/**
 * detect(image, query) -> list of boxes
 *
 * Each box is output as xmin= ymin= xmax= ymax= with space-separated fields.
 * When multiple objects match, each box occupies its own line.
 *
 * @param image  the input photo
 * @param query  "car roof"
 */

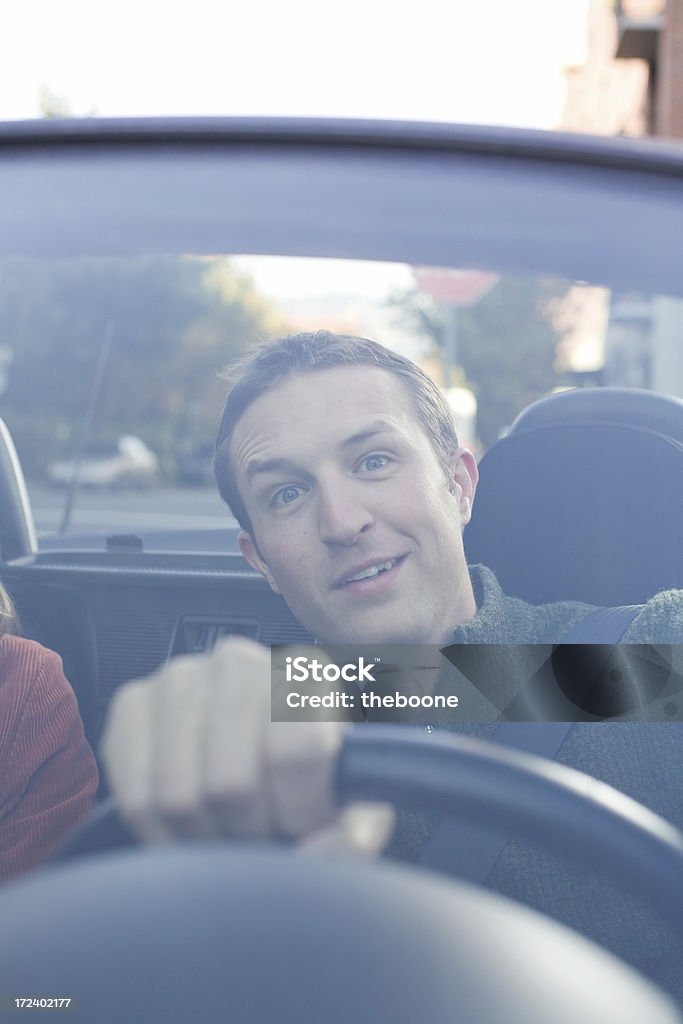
xmin=2 ymin=115 xmax=683 ymax=172
xmin=2 ymin=116 xmax=682 ymax=298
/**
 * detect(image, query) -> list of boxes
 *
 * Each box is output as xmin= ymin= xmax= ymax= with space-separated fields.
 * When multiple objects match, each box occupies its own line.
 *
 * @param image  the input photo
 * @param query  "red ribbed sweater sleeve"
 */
xmin=0 ymin=635 xmax=98 ymax=883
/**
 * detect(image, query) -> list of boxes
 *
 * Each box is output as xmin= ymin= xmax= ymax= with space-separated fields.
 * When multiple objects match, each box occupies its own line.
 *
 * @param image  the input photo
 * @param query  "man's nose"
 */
xmin=317 ymin=480 xmax=373 ymax=545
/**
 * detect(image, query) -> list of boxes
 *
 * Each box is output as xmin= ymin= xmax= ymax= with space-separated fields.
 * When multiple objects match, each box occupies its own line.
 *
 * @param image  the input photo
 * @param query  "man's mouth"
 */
xmin=335 ymin=556 xmax=405 ymax=589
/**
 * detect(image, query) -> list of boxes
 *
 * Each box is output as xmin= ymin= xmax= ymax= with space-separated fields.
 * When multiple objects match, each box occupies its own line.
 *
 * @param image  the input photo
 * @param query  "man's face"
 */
xmin=231 ymin=366 xmax=478 ymax=645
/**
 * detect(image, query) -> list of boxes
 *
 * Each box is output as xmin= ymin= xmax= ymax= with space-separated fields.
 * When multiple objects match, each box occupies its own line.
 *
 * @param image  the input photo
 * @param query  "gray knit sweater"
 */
xmin=455 ymin=564 xmax=683 ymax=645
xmin=384 ymin=564 xmax=683 ymax=998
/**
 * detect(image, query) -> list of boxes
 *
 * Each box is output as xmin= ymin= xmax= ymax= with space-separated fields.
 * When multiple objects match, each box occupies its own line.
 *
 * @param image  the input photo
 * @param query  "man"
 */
xmin=104 ymin=329 xmax=484 ymax=848
xmin=103 ymin=332 xmax=682 ymax=985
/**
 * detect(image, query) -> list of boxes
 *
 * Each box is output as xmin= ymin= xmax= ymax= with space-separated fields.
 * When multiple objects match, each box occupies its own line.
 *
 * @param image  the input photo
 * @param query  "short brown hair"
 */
xmin=214 ymin=331 xmax=459 ymax=533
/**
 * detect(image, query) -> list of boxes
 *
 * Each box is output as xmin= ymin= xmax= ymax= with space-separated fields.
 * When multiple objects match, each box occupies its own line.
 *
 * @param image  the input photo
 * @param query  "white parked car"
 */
xmin=47 ymin=434 xmax=159 ymax=488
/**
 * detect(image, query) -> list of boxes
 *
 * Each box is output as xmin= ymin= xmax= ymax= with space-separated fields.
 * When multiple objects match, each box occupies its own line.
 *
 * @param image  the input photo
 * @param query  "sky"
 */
xmin=2 ymin=0 xmax=590 ymax=125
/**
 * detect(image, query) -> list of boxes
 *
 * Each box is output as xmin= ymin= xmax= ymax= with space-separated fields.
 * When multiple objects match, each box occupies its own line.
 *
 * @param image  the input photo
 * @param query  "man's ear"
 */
xmin=238 ymin=530 xmax=281 ymax=594
xmin=449 ymin=447 xmax=479 ymax=526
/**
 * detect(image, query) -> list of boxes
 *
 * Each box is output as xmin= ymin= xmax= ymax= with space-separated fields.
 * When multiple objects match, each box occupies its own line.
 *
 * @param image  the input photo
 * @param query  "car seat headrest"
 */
xmin=510 ymin=387 xmax=683 ymax=442
xmin=464 ymin=388 xmax=683 ymax=606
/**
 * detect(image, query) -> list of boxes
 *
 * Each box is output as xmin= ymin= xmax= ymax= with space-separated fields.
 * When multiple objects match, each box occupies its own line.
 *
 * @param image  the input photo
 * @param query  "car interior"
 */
xmin=0 ymin=118 xmax=682 ymax=1021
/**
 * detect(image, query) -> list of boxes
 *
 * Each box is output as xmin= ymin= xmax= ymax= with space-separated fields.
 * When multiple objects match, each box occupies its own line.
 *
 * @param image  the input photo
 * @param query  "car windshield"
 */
xmin=1 ymin=250 xmax=678 ymax=553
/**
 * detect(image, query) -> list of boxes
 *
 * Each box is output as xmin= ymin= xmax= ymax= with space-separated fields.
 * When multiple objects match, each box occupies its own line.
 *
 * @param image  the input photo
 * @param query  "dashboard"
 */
xmin=4 ymin=550 xmax=313 ymax=747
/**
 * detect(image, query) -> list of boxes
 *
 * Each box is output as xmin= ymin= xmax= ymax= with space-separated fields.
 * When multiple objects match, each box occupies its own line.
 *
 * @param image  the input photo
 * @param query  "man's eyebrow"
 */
xmin=245 ymin=421 xmax=401 ymax=485
xmin=339 ymin=420 xmax=400 ymax=450
xmin=245 ymin=456 xmax=304 ymax=485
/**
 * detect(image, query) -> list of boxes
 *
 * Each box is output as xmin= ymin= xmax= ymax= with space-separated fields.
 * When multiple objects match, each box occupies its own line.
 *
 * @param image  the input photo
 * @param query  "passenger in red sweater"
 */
xmin=0 ymin=588 xmax=98 ymax=883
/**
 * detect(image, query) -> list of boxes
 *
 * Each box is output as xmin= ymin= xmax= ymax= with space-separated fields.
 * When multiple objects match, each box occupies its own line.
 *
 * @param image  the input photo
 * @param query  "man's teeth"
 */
xmin=346 ymin=559 xmax=397 ymax=583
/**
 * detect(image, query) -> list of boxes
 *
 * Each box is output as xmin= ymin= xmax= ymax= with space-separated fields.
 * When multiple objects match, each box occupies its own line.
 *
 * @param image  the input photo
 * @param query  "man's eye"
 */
xmin=273 ymin=485 xmax=304 ymax=507
xmin=359 ymin=453 xmax=391 ymax=472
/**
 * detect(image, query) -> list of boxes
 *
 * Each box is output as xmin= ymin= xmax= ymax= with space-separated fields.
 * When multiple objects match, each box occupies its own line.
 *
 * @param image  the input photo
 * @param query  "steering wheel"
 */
xmin=1 ymin=725 xmax=681 ymax=1023
xmin=55 ymin=725 xmax=683 ymax=937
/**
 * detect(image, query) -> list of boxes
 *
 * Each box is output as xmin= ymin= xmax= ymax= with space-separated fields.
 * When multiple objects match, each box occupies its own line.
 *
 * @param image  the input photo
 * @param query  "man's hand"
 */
xmin=100 ymin=636 xmax=394 ymax=855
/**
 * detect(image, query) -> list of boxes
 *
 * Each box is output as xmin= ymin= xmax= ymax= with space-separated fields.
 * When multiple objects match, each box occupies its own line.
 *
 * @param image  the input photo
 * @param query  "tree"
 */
xmin=0 ymin=255 xmax=285 ymax=478
xmin=389 ymin=275 xmax=571 ymax=449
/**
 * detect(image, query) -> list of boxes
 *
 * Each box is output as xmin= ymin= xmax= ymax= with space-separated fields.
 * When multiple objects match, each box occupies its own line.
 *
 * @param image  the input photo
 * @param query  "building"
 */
xmin=559 ymin=0 xmax=683 ymax=398
xmin=615 ymin=0 xmax=683 ymax=138
xmin=560 ymin=0 xmax=682 ymax=141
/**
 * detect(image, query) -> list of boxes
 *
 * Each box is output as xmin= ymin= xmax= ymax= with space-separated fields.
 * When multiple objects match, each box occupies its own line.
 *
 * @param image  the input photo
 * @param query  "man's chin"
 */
xmin=321 ymin=615 xmax=433 ymax=647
